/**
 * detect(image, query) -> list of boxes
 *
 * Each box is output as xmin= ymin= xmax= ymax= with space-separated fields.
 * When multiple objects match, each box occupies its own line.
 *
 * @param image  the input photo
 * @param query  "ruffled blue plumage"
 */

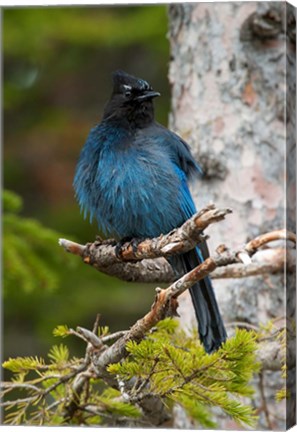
xmin=73 ymin=70 xmax=226 ymax=353
xmin=74 ymin=121 xmax=201 ymax=239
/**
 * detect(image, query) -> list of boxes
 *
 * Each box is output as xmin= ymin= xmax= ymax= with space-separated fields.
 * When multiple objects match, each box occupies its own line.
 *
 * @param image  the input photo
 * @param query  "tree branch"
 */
xmin=59 ymin=204 xmax=295 ymax=283
xmin=88 ymin=230 xmax=295 ymax=383
xmin=7 ymin=207 xmax=289 ymax=425
xmin=60 ymin=204 xmax=232 ymax=261
xmin=3 ymin=220 xmax=295 ymax=425
xmin=57 ymin=206 xmax=296 ymax=387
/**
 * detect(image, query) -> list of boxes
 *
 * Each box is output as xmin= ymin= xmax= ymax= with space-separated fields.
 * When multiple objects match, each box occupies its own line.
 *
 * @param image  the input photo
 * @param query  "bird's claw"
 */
xmin=115 ymin=237 xmax=145 ymax=259
xmin=115 ymin=237 xmax=133 ymax=259
xmin=130 ymin=237 xmax=146 ymax=254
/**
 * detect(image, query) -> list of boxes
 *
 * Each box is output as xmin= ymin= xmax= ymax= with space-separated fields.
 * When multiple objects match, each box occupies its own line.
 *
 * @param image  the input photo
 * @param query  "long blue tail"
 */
xmin=173 ymin=244 xmax=227 ymax=353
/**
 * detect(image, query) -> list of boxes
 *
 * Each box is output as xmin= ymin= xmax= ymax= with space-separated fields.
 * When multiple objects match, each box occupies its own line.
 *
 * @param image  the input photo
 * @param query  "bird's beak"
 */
xmin=135 ymin=91 xmax=161 ymax=101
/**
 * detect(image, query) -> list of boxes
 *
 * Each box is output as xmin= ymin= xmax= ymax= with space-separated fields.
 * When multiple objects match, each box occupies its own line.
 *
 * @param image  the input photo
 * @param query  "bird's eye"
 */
xmin=125 ymin=90 xmax=132 ymax=98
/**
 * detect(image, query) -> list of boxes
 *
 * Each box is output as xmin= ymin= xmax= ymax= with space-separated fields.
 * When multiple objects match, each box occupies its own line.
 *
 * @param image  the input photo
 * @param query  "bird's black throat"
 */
xmin=103 ymin=98 xmax=155 ymax=130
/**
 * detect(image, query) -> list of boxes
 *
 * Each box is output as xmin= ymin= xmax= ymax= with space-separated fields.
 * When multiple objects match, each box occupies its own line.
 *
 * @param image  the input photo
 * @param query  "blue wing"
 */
xmin=172 ymin=157 xmax=227 ymax=353
xmin=174 ymin=163 xmax=207 ymax=263
xmin=151 ymin=122 xmax=203 ymax=181
xmin=173 ymin=163 xmax=197 ymax=219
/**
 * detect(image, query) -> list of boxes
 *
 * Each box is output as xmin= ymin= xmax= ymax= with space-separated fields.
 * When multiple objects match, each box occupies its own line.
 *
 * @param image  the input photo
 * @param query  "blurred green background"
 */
xmin=3 ymin=5 xmax=170 ymax=362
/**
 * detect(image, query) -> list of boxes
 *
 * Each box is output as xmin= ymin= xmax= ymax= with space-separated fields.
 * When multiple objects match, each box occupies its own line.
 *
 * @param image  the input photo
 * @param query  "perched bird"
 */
xmin=74 ymin=70 xmax=227 ymax=353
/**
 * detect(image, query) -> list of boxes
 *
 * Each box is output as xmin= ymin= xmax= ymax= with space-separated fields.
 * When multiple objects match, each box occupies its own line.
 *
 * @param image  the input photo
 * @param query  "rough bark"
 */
xmin=286 ymin=3 xmax=296 ymax=428
xmin=168 ymin=2 xmax=295 ymax=430
xmin=60 ymin=229 xmax=294 ymax=283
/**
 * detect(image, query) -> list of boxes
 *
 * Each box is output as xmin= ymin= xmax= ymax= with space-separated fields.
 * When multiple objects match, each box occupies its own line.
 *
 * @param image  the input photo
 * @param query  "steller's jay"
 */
xmin=74 ymin=70 xmax=227 ymax=353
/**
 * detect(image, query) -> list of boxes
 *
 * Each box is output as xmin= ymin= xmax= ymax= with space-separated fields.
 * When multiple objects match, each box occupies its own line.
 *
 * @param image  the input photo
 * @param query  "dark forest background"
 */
xmin=3 ymin=5 xmax=170 ymax=362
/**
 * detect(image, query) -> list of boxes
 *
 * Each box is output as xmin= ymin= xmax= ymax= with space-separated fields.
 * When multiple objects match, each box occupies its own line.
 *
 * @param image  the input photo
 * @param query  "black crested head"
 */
xmin=112 ymin=70 xmax=153 ymax=95
xmin=103 ymin=70 xmax=160 ymax=127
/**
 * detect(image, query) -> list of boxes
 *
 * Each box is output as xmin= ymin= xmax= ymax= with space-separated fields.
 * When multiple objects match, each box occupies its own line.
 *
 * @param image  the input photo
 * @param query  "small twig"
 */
xmin=237 ymin=251 xmax=252 ymax=264
xmin=63 ymin=369 xmax=93 ymax=422
xmin=134 ymin=357 xmax=160 ymax=396
xmin=224 ymin=321 xmax=260 ymax=331
xmin=63 ymin=314 xmax=106 ymax=422
xmin=58 ymin=238 xmax=85 ymax=256
xmin=81 ymin=404 xmax=151 ymax=425
xmin=76 ymin=327 xmax=103 ymax=349
xmin=212 ymin=249 xmax=290 ymax=279
xmin=258 ymin=327 xmax=285 ymax=342
xmin=47 ymin=397 xmax=66 ymax=411
xmin=1 ymin=363 xmax=87 ymax=409
xmin=1 ymin=382 xmax=41 ymax=393
xmin=1 ymin=395 xmax=38 ymax=407
xmin=245 ymin=229 xmax=296 ymax=254
xmin=92 ymin=313 xmax=101 ymax=334
xmin=259 ymin=372 xmax=273 ymax=429
xmin=101 ymin=330 xmax=128 ymax=343
xmin=43 ymin=362 xmax=88 ymax=397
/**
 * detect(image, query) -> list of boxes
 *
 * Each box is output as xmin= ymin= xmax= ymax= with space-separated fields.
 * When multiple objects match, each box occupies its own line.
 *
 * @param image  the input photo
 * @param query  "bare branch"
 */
xmin=59 ymin=203 xmax=232 ymax=269
xmin=59 ymin=203 xmax=294 ymax=284
xmin=212 ymin=248 xmax=294 ymax=279
xmin=59 ymin=238 xmax=85 ymax=256
xmin=245 ymin=229 xmax=296 ymax=254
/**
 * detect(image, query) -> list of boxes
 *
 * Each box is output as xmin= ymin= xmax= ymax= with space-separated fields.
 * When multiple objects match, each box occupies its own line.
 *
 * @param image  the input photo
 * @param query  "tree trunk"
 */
xmin=168 ymin=2 xmax=295 ymax=430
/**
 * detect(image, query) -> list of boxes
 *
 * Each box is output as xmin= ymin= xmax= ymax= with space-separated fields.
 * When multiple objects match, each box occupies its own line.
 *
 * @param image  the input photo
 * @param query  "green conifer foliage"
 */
xmin=2 ymin=319 xmax=260 ymax=427
xmin=3 ymin=190 xmax=74 ymax=294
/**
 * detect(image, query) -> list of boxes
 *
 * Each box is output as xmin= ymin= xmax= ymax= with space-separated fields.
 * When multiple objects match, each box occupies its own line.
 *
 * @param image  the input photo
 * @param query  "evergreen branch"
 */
xmin=1 ymin=317 xmax=289 ymax=427
xmin=133 ymin=357 xmax=160 ymax=397
xmin=1 ymin=362 xmax=88 ymax=413
xmin=43 ymin=362 xmax=88 ymax=396
xmin=1 ymin=395 xmax=38 ymax=407
xmin=1 ymin=382 xmax=41 ymax=393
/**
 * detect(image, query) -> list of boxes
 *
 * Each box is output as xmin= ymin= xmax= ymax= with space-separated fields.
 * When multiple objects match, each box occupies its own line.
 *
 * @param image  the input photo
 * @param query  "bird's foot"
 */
xmin=115 ymin=237 xmax=146 ymax=259
xmin=115 ymin=236 xmax=133 ymax=259
xmin=129 ymin=237 xmax=146 ymax=254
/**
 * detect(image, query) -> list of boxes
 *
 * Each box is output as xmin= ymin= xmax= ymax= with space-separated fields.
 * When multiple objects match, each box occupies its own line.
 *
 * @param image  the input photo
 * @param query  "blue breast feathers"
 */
xmin=74 ymin=122 xmax=200 ymax=239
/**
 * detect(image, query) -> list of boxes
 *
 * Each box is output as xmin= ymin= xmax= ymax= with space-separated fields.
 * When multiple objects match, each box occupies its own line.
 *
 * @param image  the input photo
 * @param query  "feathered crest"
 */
xmin=112 ymin=70 xmax=152 ymax=94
